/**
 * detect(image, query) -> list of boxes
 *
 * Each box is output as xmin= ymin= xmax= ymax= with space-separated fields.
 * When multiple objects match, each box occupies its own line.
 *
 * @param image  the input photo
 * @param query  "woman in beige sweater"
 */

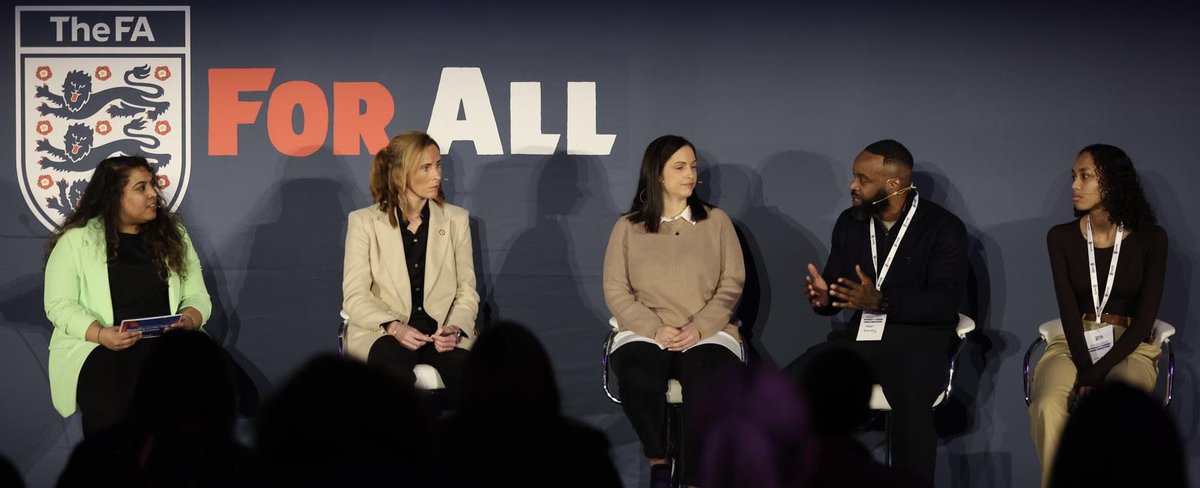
xmin=603 ymin=135 xmax=745 ymax=487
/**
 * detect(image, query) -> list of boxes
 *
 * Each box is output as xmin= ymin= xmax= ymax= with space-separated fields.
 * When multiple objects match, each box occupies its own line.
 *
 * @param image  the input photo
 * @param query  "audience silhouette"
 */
xmin=799 ymin=347 xmax=929 ymax=488
xmin=254 ymin=353 xmax=433 ymax=487
xmin=58 ymin=330 xmax=248 ymax=487
xmin=38 ymin=324 xmax=1189 ymax=488
xmin=1050 ymin=381 xmax=1187 ymax=488
xmin=437 ymin=321 xmax=621 ymax=487
xmin=692 ymin=365 xmax=810 ymax=488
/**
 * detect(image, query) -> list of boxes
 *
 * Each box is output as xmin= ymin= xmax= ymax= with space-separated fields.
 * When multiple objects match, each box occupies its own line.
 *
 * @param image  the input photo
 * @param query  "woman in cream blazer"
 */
xmin=342 ymin=131 xmax=479 ymax=400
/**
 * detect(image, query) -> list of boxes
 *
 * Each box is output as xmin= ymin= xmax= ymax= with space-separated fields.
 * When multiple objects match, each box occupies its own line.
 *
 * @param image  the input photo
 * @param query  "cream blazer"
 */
xmin=342 ymin=202 xmax=479 ymax=360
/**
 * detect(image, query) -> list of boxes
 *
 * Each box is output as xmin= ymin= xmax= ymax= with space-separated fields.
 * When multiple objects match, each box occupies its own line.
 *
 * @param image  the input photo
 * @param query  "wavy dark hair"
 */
xmin=1074 ymin=144 xmax=1157 ymax=230
xmin=625 ymin=134 xmax=710 ymax=233
xmin=46 ymin=155 xmax=187 ymax=279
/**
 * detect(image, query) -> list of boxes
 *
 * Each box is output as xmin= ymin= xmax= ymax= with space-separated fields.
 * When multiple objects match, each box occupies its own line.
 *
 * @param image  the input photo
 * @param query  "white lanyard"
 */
xmin=1085 ymin=217 xmax=1124 ymax=320
xmin=868 ymin=193 xmax=919 ymax=290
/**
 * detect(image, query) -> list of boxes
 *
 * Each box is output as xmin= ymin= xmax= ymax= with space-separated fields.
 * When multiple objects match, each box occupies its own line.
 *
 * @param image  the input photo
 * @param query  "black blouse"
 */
xmin=1047 ymin=221 xmax=1168 ymax=385
xmin=400 ymin=202 xmax=436 ymax=334
xmin=108 ymin=232 xmax=170 ymax=324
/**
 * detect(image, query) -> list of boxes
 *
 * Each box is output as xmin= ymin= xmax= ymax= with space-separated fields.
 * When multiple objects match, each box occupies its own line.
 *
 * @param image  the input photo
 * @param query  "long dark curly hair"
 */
xmin=1073 ymin=144 xmax=1157 ymax=231
xmin=46 ymin=155 xmax=188 ymax=279
xmin=625 ymin=135 xmax=710 ymax=233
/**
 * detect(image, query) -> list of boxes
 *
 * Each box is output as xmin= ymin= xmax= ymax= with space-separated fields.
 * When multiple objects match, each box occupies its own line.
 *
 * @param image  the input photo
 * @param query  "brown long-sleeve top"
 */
xmin=602 ymin=207 xmax=745 ymax=340
xmin=1047 ymin=220 xmax=1168 ymax=385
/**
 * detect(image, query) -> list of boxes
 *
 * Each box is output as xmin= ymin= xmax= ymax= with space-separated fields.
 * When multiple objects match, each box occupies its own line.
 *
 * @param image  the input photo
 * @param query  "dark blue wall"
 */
xmin=3 ymin=1 xmax=1199 ymax=486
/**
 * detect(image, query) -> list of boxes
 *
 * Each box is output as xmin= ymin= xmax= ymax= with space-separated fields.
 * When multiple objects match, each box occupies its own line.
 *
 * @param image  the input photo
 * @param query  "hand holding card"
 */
xmin=119 ymin=314 xmax=183 ymax=339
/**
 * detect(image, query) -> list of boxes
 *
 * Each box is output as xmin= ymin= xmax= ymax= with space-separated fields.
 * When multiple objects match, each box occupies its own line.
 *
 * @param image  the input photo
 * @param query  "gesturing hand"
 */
xmin=99 ymin=327 xmax=141 ymax=351
xmin=829 ymin=265 xmax=884 ymax=311
xmin=388 ymin=321 xmax=433 ymax=351
xmin=805 ymin=263 xmax=830 ymax=308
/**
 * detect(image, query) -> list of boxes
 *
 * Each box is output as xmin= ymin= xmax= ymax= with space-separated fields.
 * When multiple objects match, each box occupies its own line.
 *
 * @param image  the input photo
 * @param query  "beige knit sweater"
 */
xmin=602 ymin=207 xmax=745 ymax=340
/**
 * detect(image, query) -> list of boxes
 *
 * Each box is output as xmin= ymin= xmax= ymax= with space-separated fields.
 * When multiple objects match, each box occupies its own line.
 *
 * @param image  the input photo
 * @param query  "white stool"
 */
xmin=1023 ymin=318 xmax=1175 ymax=406
xmin=338 ymin=310 xmax=446 ymax=391
xmin=601 ymin=317 xmax=746 ymax=487
xmin=869 ymin=313 xmax=975 ymax=465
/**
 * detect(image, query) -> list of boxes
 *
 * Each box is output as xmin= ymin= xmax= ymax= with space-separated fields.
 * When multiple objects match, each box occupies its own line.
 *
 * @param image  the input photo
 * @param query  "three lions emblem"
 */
xmin=19 ymin=58 xmax=188 ymax=230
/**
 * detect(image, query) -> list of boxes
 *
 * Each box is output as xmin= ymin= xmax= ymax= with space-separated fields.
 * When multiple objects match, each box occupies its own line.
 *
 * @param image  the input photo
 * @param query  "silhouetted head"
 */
xmin=801 ymin=347 xmax=874 ymax=437
xmin=128 ymin=330 xmax=236 ymax=438
xmin=458 ymin=321 xmax=560 ymax=422
xmin=693 ymin=365 xmax=810 ymax=488
xmin=256 ymin=355 xmax=432 ymax=485
xmin=1051 ymin=382 xmax=1186 ymax=488
xmin=0 ymin=453 xmax=22 ymax=488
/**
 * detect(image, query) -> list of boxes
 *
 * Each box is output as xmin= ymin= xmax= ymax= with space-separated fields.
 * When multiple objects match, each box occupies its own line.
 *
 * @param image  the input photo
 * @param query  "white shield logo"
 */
xmin=15 ymin=7 xmax=190 ymax=231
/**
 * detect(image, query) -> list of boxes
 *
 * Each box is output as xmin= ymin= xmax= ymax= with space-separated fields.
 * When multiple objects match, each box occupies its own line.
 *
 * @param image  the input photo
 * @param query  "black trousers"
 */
xmin=784 ymin=325 xmax=957 ymax=481
xmin=610 ymin=341 xmax=741 ymax=485
xmin=77 ymin=339 xmax=160 ymax=437
xmin=368 ymin=335 xmax=468 ymax=404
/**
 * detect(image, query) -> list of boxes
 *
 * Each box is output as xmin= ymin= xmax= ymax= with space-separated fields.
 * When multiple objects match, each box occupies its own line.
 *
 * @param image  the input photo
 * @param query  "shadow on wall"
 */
xmin=1140 ymin=170 xmax=1198 ymax=460
xmin=480 ymin=152 xmax=621 ymax=417
xmin=964 ymin=170 xmax=1074 ymax=487
xmin=912 ymin=163 xmax=1022 ymax=488
xmin=186 ymin=230 xmax=267 ymax=418
xmin=225 ymin=147 xmax=358 ymax=398
xmin=753 ymin=150 xmax=846 ymax=363
xmin=442 ymin=147 xmax=495 ymax=329
xmin=695 ymin=150 xmax=838 ymax=368
xmin=0 ymin=272 xmax=70 ymax=478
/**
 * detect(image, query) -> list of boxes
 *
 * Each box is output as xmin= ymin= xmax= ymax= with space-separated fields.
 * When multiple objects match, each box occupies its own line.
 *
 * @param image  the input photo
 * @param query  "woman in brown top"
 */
xmin=603 ymin=135 xmax=745 ymax=488
xmin=1029 ymin=144 xmax=1168 ymax=488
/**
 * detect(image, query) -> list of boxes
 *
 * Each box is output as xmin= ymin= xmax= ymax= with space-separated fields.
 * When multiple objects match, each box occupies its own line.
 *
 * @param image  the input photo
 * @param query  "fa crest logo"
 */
xmin=16 ymin=7 xmax=190 ymax=231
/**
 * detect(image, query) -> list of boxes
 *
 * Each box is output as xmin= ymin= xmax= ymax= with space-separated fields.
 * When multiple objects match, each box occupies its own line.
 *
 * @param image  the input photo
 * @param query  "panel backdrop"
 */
xmin=2 ymin=1 xmax=1198 ymax=487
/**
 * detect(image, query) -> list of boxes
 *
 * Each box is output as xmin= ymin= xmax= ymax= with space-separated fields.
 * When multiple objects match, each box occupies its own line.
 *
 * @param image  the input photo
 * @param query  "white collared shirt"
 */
xmin=661 ymin=205 xmax=697 ymax=225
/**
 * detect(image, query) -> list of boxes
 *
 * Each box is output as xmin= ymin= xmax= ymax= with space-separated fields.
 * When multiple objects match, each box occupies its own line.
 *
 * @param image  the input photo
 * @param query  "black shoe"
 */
xmin=650 ymin=463 xmax=672 ymax=488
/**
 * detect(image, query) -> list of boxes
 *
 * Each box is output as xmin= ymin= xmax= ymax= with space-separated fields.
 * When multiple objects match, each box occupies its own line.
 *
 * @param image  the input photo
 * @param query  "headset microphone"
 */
xmin=870 ymin=184 xmax=917 ymax=205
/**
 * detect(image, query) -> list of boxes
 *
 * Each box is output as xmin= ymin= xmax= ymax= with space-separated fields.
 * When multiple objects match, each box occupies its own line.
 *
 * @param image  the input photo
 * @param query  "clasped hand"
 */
xmin=654 ymin=324 xmax=700 ymax=352
xmin=388 ymin=321 xmax=460 ymax=352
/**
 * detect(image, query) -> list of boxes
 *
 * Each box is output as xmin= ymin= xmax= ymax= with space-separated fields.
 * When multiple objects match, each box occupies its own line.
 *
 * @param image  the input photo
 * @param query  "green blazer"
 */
xmin=44 ymin=218 xmax=211 ymax=417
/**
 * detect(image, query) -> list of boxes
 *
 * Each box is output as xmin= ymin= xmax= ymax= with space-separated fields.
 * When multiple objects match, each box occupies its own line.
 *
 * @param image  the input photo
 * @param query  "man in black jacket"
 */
xmin=785 ymin=139 xmax=968 ymax=482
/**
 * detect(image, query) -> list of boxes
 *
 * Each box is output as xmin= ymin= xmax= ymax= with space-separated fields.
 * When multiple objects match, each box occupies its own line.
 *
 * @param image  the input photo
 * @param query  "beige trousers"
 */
xmin=1028 ymin=324 xmax=1160 ymax=488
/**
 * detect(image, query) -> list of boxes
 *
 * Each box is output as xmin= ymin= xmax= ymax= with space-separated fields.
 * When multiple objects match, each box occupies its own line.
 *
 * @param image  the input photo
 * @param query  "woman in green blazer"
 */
xmin=44 ymin=155 xmax=211 ymax=435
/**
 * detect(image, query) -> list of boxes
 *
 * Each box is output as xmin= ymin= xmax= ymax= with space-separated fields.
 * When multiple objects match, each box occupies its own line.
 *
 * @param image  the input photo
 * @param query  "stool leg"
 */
xmin=885 ymin=411 xmax=894 ymax=466
xmin=669 ymin=404 xmax=683 ymax=488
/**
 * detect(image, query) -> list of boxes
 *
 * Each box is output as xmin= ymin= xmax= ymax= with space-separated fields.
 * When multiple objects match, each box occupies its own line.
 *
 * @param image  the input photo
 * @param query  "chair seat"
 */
xmin=413 ymin=364 xmax=446 ymax=390
xmin=1038 ymin=318 xmax=1176 ymax=347
xmin=870 ymin=314 xmax=974 ymax=411
xmin=869 ymin=384 xmax=948 ymax=411
xmin=1026 ymin=317 xmax=1177 ymax=407
xmin=340 ymin=310 xmax=447 ymax=391
xmin=666 ymin=379 xmax=682 ymax=404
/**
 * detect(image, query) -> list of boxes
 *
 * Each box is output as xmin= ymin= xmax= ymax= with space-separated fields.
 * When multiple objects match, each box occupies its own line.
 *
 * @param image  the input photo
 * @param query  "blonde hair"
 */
xmin=369 ymin=131 xmax=444 ymax=228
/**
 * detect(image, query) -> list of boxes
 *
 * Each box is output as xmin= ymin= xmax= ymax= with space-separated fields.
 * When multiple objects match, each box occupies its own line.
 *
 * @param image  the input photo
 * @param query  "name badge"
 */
xmin=856 ymin=313 xmax=887 ymax=341
xmin=1085 ymin=325 xmax=1115 ymax=363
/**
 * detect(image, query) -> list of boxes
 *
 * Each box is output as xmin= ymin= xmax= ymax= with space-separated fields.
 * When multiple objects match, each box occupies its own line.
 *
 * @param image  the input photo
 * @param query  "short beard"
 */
xmin=849 ymin=189 xmax=889 ymax=222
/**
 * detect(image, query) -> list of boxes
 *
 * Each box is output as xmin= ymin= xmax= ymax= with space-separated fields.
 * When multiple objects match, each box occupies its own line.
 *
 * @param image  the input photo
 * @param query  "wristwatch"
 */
xmin=876 ymin=293 xmax=889 ymax=313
